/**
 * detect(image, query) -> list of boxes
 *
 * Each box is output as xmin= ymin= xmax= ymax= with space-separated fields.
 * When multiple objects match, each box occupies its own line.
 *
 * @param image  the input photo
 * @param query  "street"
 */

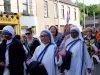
xmin=94 ymin=63 xmax=100 ymax=75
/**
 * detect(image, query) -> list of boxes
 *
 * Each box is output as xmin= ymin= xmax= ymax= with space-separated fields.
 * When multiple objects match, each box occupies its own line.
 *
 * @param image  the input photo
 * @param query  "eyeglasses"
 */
xmin=40 ymin=35 xmax=48 ymax=38
xmin=2 ymin=34 xmax=10 ymax=36
xmin=25 ymin=33 xmax=31 ymax=35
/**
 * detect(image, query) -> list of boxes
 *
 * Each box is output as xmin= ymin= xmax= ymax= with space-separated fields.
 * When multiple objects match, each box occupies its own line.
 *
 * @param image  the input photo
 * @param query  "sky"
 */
xmin=72 ymin=0 xmax=100 ymax=5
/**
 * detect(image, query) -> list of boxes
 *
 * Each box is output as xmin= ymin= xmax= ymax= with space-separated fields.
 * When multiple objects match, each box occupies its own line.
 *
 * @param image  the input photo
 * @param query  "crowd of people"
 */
xmin=0 ymin=24 xmax=100 ymax=75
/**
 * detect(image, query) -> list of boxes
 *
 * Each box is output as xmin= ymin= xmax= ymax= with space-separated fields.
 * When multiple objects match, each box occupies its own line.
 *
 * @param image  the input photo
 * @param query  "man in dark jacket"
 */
xmin=0 ymin=26 xmax=26 ymax=75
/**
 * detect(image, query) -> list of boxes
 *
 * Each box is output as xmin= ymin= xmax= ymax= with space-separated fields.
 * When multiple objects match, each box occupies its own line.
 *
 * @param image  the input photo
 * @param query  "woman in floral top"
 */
xmin=84 ymin=27 xmax=98 ymax=57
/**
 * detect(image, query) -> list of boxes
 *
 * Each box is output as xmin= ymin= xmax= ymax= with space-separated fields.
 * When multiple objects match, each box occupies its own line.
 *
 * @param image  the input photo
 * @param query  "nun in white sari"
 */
xmin=0 ymin=25 xmax=25 ymax=75
xmin=56 ymin=27 xmax=92 ymax=75
xmin=65 ymin=27 xmax=92 ymax=75
xmin=28 ymin=30 xmax=60 ymax=75
xmin=2 ymin=26 xmax=15 ymax=75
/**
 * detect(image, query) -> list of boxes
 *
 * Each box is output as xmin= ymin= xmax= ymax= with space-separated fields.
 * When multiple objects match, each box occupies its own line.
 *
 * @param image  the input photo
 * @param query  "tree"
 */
xmin=86 ymin=4 xmax=100 ymax=16
xmin=77 ymin=2 xmax=86 ymax=25
xmin=76 ymin=2 xmax=100 ymax=25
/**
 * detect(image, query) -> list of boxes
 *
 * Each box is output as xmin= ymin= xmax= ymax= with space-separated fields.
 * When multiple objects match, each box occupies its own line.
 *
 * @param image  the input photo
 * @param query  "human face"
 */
xmin=2 ymin=34 xmax=11 ymax=40
xmin=40 ymin=32 xmax=50 ymax=44
xmin=97 ymin=38 xmax=100 ymax=43
xmin=92 ymin=28 xmax=96 ymax=33
xmin=21 ymin=35 xmax=27 ymax=40
xmin=82 ymin=31 xmax=87 ymax=36
xmin=25 ymin=31 xmax=32 ymax=38
xmin=86 ymin=30 xmax=92 ymax=37
xmin=49 ymin=26 xmax=57 ymax=36
xmin=64 ymin=25 xmax=70 ymax=32
xmin=71 ymin=32 xmax=78 ymax=39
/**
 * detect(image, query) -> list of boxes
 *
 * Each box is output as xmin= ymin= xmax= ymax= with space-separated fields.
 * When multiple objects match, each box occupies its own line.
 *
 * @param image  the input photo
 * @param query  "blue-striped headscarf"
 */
xmin=41 ymin=30 xmax=55 ymax=44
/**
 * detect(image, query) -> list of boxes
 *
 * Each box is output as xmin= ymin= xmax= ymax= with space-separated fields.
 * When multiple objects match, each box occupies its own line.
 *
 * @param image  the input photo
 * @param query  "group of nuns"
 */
xmin=0 ymin=25 xmax=92 ymax=75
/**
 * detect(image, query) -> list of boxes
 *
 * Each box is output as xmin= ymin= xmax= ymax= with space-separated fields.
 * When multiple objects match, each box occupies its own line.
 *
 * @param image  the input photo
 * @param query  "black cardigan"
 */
xmin=24 ymin=37 xmax=40 ymax=58
xmin=0 ymin=38 xmax=26 ymax=75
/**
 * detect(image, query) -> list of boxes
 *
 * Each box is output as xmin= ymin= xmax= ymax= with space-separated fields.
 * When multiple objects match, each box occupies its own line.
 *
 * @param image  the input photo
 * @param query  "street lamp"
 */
xmin=83 ymin=0 xmax=85 ymax=28
xmin=93 ymin=11 xmax=95 ymax=27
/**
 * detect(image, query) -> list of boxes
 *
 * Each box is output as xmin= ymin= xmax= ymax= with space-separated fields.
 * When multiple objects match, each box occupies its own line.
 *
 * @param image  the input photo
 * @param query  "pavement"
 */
xmin=60 ymin=63 xmax=100 ymax=75
xmin=94 ymin=63 xmax=100 ymax=75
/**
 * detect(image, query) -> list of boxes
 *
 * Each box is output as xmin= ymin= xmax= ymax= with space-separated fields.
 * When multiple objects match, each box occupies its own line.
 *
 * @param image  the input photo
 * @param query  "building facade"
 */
xmin=84 ymin=16 xmax=100 ymax=28
xmin=36 ymin=0 xmax=81 ymax=35
xmin=36 ymin=0 xmax=59 ymax=35
xmin=0 ymin=0 xmax=80 ymax=36
xmin=0 ymin=0 xmax=37 ymax=35
xmin=59 ymin=0 xmax=81 ymax=32
xmin=0 ymin=0 xmax=36 ymax=15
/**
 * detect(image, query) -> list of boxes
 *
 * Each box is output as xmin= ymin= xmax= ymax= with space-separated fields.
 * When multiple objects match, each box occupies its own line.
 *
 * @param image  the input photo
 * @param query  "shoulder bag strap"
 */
xmin=37 ymin=43 xmax=52 ymax=62
xmin=81 ymin=41 xmax=85 ymax=75
xmin=66 ymin=39 xmax=81 ymax=52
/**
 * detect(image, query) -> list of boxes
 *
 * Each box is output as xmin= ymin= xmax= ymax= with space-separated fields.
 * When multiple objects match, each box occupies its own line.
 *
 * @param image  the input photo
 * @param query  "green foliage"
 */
xmin=86 ymin=5 xmax=100 ymax=16
xmin=76 ymin=2 xmax=100 ymax=25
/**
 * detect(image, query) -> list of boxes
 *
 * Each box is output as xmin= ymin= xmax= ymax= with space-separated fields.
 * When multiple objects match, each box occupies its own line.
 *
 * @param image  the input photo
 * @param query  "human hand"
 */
xmin=39 ymin=63 xmax=44 ymax=68
xmin=87 ymin=68 xmax=91 ymax=73
xmin=25 ymin=59 xmax=31 ymax=65
xmin=0 ymin=62 xmax=5 ymax=67
xmin=7 ymin=65 xmax=10 ymax=69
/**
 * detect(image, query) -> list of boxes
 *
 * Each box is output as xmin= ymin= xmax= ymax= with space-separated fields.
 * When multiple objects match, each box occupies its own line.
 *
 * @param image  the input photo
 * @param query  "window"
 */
xmin=74 ymin=8 xmax=76 ymax=20
xmin=29 ymin=0 xmax=33 ymax=15
xmin=23 ymin=0 xmax=27 ymax=4
xmin=4 ymin=0 xmax=11 ymax=12
xmin=54 ymin=3 xmax=57 ymax=18
xmin=68 ymin=7 xmax=70 ymax=14
xmin=21 ymin=28 xmax=27 ymax=34
xmin=23 ymin=0 xmax=28 ymax=15
xmin=61 ymin=5 xmax=64 ymax=19
xmin=68 ymin=7 xmax=70 ymax=19
xmin=44 ymin=1 xmax=48 ymax=17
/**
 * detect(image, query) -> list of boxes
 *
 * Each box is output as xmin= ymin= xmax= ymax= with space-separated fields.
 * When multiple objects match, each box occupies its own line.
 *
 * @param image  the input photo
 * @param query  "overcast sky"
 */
xmin=72 ymin=0 xmax=100 ymax=5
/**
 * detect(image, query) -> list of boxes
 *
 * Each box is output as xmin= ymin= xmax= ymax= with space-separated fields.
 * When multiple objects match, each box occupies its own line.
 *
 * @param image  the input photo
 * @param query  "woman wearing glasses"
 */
xmin=26 ymin=30 xmax=60 ymax=75
xmin=24 ymin=28 xmax=40 ymax=58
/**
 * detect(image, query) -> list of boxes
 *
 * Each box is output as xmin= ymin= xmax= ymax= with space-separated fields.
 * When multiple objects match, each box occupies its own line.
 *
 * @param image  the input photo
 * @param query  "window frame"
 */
xmin=61 ymin=5 xmax=65 ymax=19
xmin=23 ymin=0 xmax=28 ymax=15
xmin=4 ymin=0 xmax=11 ymax=12
xmin=74 ymin=8 xmax=77 ymax=21
xmin=44 ymin=1 xmax=48 ymax=18
xmin=54 ymin=3 xmax=58 ymax=18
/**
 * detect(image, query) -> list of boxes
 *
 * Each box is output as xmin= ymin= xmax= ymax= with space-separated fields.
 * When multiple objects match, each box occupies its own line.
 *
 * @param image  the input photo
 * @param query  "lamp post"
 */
xmin=93 ymin=11 xmax=95 ymax=27
xmin=83 ymin=0 xmax=85 ymax=28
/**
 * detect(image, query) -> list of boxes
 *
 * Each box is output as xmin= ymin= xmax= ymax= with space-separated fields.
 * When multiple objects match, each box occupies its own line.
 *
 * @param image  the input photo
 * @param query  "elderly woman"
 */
xmin=97 ymin=27 xmax=100 ymax=33
xmin=26 ymin=30 xmax=60 ymax=75
xmin=56 ymin=27 xmax=92 ymax=75
xmin=0 ymin=26 xmax=26 ymax=75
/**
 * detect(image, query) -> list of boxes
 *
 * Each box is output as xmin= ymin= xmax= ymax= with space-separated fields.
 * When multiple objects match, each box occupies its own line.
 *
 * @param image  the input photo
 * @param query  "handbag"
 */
xmin=27 ymin=61 xmax=48 ymax=75
xmin=60 ymin=39 xmax=80 ymax=72
xmin=28 ymin=43 xmax=52 ymax=75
